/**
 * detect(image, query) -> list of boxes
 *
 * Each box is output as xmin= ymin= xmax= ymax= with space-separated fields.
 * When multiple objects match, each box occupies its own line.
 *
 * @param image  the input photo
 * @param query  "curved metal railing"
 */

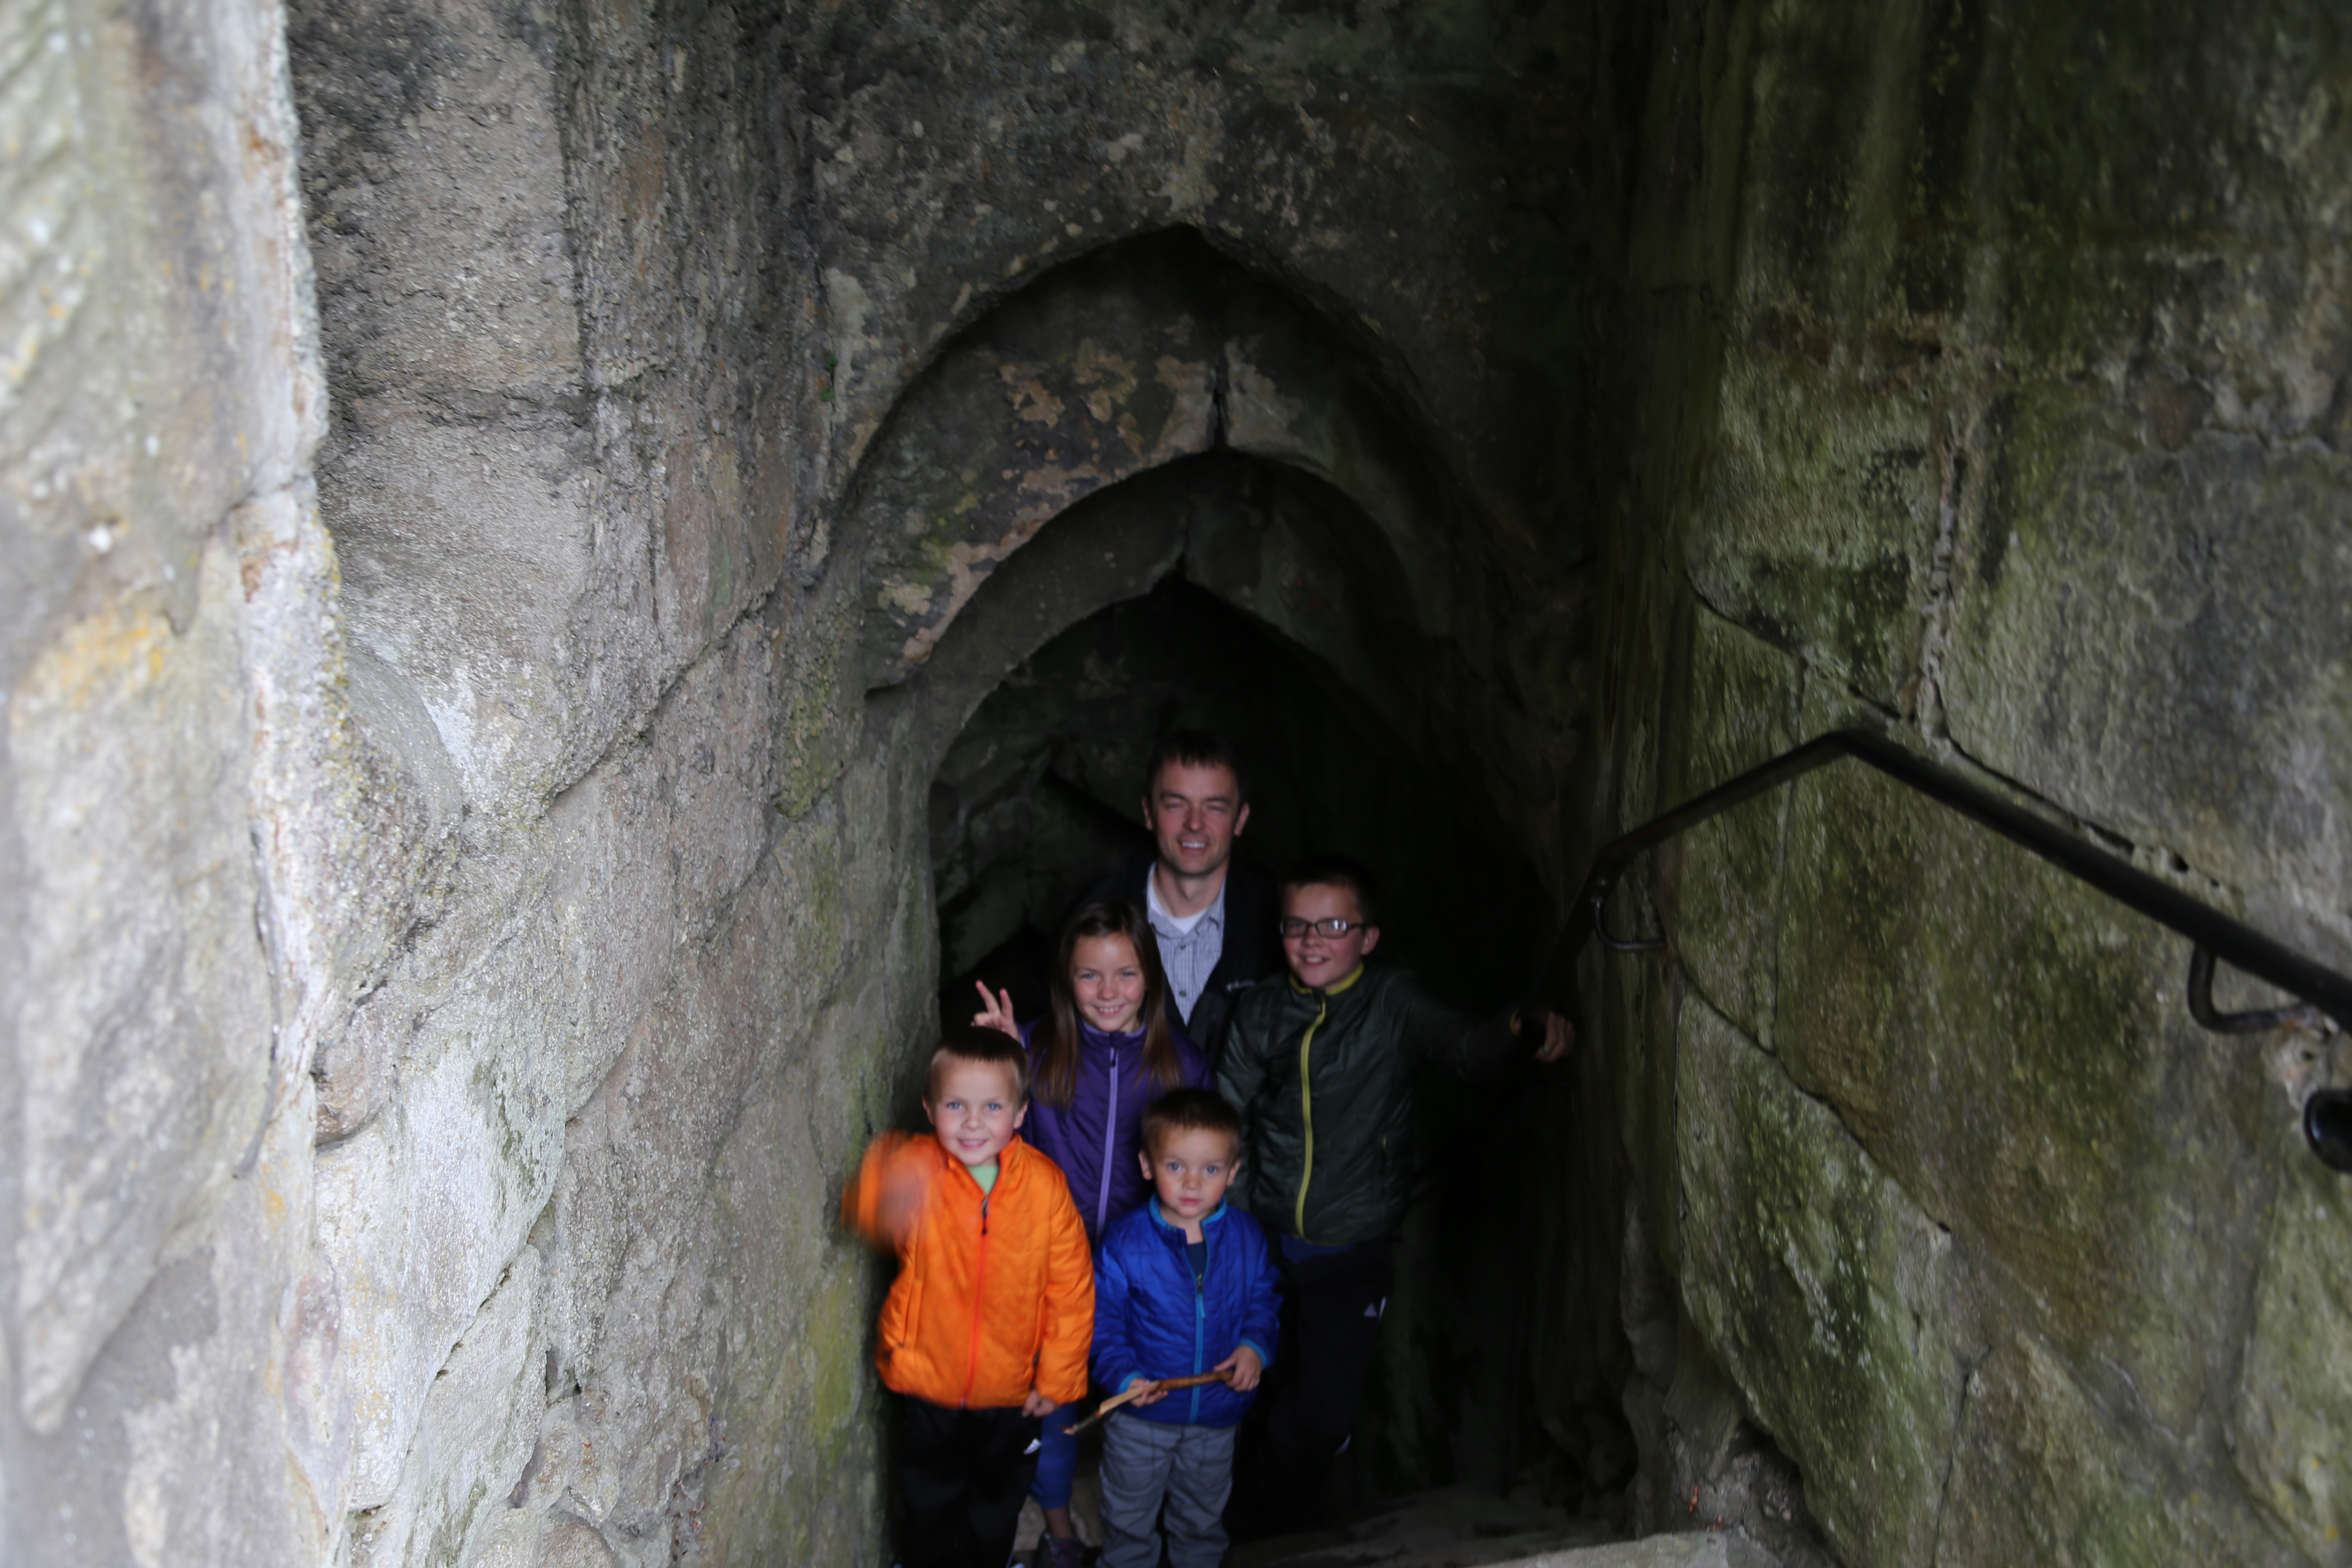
xmin=1550 ymin=729 xmax=2352 ymax=1172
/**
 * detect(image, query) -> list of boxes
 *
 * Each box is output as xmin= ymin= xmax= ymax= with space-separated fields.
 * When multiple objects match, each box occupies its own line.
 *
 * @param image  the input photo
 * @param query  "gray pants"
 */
xmin=1097 ymin=1411 xmax=1238 ymax=1568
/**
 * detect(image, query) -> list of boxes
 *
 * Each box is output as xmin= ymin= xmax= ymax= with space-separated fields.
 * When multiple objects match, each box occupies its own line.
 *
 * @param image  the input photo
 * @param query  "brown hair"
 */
xmin=1141 ymin=728 xmax=1249 ymax=806
xmin=927 ymin=1026 xmax=1030 ymax=1106
xmin=1281 ymin=852 xmax=1382 ymax=926
xmin=1141 ymin=1087 xmax=1242 ymax=1161
xmin=1032 ymin=900 xmax=1186 ymax=1111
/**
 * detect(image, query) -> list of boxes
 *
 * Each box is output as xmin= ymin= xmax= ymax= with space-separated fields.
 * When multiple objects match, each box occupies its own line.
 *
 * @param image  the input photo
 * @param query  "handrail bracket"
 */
xmin=1591 ymin=876 xmax=1670 ymax=956
xmin=2187 ymin=945 xmax=2334 ymax=1036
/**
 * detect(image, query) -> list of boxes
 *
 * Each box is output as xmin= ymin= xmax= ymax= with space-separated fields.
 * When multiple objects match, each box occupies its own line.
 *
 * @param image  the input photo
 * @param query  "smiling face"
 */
xmin=924 ymin=1058 xmax=1027 ymax=1169
xmin=1280 ymin=880 xmax=1379 ymax=991
xmin=1142 ymin=760 xmax=1250 ymax=881
xmin=1139 ymin=1124 xmax=1239 ymax=1239
xmin=1069 ymin=931 xmax=1148 ymax=1035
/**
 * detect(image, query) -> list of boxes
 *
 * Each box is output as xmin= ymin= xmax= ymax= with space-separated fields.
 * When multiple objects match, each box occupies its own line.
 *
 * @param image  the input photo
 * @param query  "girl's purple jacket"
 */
xmin=1019 ymin=1018 xmax=1210 ymax=1240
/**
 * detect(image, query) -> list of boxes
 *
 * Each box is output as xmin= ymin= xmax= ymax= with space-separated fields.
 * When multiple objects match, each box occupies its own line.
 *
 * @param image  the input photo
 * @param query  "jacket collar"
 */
xmin=1147 ymin=1196 xmax=1230 ymax=1239
xmin=1128 ymin=852 xmax=1278 ymax=948
xmin=1078 ymin=1020 xmax=1147 ymax=1055
xmin=941 ymin=1135 xmax=1032 ymax=1193
xmin=1287 ymin=962 xmax=1369 ymax=999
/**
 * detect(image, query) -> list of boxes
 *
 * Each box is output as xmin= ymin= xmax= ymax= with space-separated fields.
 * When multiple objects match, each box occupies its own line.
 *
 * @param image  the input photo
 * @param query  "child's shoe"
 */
xmin=1033 ymin=1533 xmax=1087 ymax=1568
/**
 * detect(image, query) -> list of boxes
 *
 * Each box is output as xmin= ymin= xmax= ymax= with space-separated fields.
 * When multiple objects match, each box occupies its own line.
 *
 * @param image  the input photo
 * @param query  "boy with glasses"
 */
xmin=1214 ymin=854 xmax=1572 ymax=1533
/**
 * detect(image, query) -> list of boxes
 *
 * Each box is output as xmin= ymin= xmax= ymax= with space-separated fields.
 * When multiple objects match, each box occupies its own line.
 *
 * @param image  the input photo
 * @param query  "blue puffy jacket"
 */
xmin=1091 ymin=1199 xmax=1280 ymax=1429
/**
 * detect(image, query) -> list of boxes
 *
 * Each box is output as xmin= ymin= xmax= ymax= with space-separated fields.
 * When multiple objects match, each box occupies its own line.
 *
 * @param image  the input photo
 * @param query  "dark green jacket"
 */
xmin=1216 ymin=965 xmax=1521 ymax=1247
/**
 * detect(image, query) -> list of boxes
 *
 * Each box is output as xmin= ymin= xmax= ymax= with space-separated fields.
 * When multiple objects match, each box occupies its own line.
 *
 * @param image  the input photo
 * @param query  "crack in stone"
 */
xmin=1927 ymin=1342 xmax=1994 ymax=1568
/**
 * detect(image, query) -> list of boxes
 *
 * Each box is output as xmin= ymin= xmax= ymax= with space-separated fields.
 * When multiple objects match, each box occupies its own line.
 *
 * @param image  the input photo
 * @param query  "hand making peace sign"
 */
xmin=971 ymin=981 xmax=1020 ymax=1041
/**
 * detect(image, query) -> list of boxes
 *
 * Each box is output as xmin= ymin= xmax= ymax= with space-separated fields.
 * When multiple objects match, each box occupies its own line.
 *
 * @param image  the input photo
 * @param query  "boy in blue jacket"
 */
xmin=1090 ymin=1088 xmax=1280 ymax=1568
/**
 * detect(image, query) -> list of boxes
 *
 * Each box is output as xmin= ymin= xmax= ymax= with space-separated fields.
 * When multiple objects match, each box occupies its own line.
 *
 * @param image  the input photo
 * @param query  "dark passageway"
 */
xmin=8 ymin=1 xmax=2350 ymax=1565
xmin=884 ymin=233 xmax=1611 ymax=1543
xmin=929 ymin=570 xmax=1566 ymax=1525
xmin=932 ymin=573 xmax=1549 ymax=1029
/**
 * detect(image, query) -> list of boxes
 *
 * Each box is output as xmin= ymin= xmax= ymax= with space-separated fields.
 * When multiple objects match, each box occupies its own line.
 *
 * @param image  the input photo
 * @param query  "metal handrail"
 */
xmin=1550 ymin=729 xmax=2352 ymax=1171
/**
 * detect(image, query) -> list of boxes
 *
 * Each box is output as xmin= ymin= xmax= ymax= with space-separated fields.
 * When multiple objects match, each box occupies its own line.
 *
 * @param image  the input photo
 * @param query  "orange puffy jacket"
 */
xmin=842 ymin=1132 xmax=1093 ymax=1409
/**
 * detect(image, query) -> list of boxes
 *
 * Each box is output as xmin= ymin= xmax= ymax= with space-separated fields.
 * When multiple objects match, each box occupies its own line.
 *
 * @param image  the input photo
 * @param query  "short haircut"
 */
xmin=1282 ymin=853 xmax=1381 ymax=926
xmin=926 ymin=1026 xmax=1029 ymax=1105
xmin=1141 ymin=1087 xmax=1243 ymax=1160
xmin=1141 ymin=728 xmax=1249 ymax=806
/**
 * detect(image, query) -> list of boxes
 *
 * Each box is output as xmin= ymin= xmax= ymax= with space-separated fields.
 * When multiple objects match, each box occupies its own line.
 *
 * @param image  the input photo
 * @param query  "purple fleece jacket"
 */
xmin=1020 ymin=1018 xmax=1210 ymax=1241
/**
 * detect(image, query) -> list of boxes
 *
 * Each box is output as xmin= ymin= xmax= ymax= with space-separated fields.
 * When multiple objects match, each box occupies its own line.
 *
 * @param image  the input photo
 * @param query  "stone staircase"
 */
xmin=1228 ymin=1485 xmax=1764 ymax=1568
xmin=1017 ymin=1474 xmax=1785 ymax=1568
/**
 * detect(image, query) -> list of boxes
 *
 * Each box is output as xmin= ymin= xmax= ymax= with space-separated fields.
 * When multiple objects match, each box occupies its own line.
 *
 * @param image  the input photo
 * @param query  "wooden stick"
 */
xmin=1060 ymin=1370 xmax=1231 ymax=1435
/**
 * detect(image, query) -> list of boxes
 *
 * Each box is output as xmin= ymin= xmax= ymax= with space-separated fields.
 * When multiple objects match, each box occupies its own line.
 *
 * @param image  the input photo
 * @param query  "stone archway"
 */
xmin=849 ymin=230 xmax=1560 ymax=857
xmin=831 ymin=231 xmax=1575 ymax=1512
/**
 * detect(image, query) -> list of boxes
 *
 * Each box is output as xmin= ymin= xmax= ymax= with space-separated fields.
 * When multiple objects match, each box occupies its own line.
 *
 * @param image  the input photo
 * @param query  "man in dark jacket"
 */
xmin=1217 ymin=853 xmax=1571 ymax=1533
xmin=1081 ymin=730 xmax=1282 ymax=1068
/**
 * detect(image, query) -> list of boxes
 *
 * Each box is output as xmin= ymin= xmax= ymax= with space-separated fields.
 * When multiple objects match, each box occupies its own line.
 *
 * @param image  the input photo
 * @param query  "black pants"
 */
xmin=1249 ymin=1237 xmax=1392 ymax=1530
xmin=897 ymin=1396 xmax=1043 ymax=1568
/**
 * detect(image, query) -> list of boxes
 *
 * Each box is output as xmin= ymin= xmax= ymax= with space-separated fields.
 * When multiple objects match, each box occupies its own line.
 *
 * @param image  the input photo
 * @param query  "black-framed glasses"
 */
xmin=1278 ymin=917 xmax=1366 ymax=938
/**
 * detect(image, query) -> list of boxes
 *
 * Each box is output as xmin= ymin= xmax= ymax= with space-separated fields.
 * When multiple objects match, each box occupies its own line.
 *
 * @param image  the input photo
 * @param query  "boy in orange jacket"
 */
xmin=845 ymin=1028 xmax=1094 ymax=1568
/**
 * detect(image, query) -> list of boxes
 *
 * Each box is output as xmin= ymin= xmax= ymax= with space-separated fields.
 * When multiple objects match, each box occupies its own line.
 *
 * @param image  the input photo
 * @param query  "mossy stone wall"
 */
xmin=1577 ymin=0 xmax=2352 ymax=1562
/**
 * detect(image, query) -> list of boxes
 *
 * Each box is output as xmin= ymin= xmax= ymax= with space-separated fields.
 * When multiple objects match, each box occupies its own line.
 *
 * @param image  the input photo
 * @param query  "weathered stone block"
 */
xmin=315 ymin=1019 xmax=565 ymax=1509
xmin=107 ymin=1090 xmax=328 ymax=1568
xmin=1689 ymin=345 xmax=1938 ymax=707
xmin=1944 ymin=385 xmax=2352 ymax=922
xmin=10 ymin=535 xmax=273 ymax=1430
xmin=1668 ymin=611 xmax=1804 ymax=1044
xmin=1775 ymin=757 xmax=2275 ymax=1439
xmin=1938 ymin=1332 xmax=2262 ymax=1568
xmin=2233 ymin=1131 xmax=2352 ymax=1560
xmin=1676 ymin=993 xmax=1970 ymax=1568
xmin=324 ymin=417 xmax=596 ymax=811
xmin=351 ymin=1246 xmax=548 ymax=1568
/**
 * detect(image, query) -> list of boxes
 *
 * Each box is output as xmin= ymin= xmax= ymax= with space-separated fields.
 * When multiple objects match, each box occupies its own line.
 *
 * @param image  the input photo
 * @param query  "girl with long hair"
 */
xmin=971 ymin=897 xmax=1213 ymax=1565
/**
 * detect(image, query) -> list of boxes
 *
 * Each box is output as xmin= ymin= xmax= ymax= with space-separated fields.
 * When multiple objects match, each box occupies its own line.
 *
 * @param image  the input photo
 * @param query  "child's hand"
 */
xmin=1128 ymin=1378 xmax=1168 ymax=1406
xmin=1022 ymin=1390 xmax=1055 ymax=1418
xmin=873 ymin=1161 xmax=930 ymax=1242
xmin=971 ymin=982 xmax=1021 ymax=1041
xmin=1215 ymin=1345 xmax=1264 ymax=1392
xmin=1529 ymin=1008 xmax=1575 ymax=1064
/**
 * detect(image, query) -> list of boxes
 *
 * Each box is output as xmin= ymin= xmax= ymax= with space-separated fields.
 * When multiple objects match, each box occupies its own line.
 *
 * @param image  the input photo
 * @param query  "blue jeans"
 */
xmin=1030 ymin=1400 xmax=1077 ymax=1509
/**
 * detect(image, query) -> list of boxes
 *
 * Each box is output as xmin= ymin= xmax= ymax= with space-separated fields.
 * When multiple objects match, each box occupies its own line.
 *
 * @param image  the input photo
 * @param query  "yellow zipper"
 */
xmin=1294 ymin=992 xmax=1326 ymax=1237
xmin=1290 ymin=965 xmax=1363 ymax=1240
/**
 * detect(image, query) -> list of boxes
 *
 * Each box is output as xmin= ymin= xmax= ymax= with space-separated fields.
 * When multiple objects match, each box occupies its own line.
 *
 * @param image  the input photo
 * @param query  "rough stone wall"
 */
xmin=6 ymin=2 xmax=1615 ymax=1565
xmin=36 ymin=0 xmax=2350 ymax=1562
xmin=288 ymin=2 xmax=914 ymax=1562
xmin=1577 ymin=1 xmax=2352 ymax=1563
xmin=0 ymin=0 xmax=370 ymax=1559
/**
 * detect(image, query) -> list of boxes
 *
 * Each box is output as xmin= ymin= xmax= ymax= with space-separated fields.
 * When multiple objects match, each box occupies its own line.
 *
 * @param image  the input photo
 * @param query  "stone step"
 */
xmin=1222 ymin=1484 xmax=1750 ymax=1568
xmin=1239 ymin=1527 xmax=1733 ymax=1568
